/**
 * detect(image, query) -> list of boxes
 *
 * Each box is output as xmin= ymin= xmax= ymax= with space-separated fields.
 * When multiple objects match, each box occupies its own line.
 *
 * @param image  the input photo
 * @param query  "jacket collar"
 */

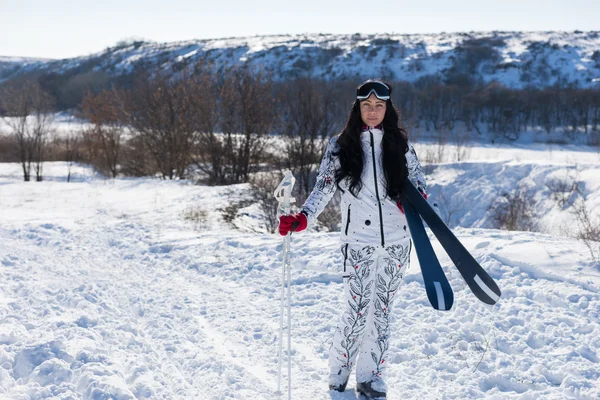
xmin=360 ymin=125 xmax=384 ymax=145
xmin=361 ymin=124 xmax=383 ymax=131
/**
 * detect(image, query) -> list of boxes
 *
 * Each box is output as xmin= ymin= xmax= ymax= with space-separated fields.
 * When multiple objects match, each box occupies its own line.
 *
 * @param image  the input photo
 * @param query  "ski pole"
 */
xmin=274 ymin=171 xmax=296 ymax=400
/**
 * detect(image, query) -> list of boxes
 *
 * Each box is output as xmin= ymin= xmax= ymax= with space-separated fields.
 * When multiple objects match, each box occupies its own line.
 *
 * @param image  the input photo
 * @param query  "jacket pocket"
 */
xmin=344 ymin=204 xmax=352 ymax=235
xmin=343 ymin=243 xmax=349 ymax=273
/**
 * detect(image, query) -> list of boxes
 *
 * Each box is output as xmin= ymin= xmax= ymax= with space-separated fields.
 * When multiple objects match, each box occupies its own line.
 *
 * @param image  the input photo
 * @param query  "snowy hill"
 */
xmin=2 ymin=31 xmax=600 ymax=88
xmin=0 ymin=150 xmax=599 ymax=399
xmin=0 ymin=56 xmax=50 ymax=83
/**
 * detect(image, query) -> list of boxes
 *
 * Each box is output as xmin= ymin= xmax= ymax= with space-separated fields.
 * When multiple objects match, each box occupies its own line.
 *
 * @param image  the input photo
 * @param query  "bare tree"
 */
xmin=192 ymin=61 xmax=224 ymax=184
xmin=278 ymin=78 xmax=335 ymax=199
xmin=0 ymin=81 xmax=54 ymax=181
xmin=119 ymin=134 xmax=157 ymax=177
xmin=217 ymin=65 xmax=276 ymax=184
xmin=64 ymin=129 xmax=81 ymax=182
xmin=422 ymin=128 xmax=449 ymax=165
xmin=122 ymin=71 xmax=203 ymax=180
xmin=249 ymin=172 xmax=281 ymax=233
xmin=450 ymin=130 xmax=472 ymax=162
xmin=81 ymin=90 xmax=125 ymax=178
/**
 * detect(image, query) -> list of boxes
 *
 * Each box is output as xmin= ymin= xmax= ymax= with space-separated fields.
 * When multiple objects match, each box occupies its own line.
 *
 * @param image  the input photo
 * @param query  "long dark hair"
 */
xmin=334 ymin=80 xmax=410 ymax=200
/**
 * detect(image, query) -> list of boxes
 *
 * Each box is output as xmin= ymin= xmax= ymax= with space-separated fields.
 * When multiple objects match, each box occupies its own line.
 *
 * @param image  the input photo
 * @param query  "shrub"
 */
xmin=0 ymin=134 xmax=19 ymax=162
xmin=544 ymin=172 xmax=580 ymax=208
xmin=490 ymin=186 xmax=539 ymax=231
xmin=435 ymin=189 xmax=464 ymax=227
xmin=572 ymin=200 xmax=600 ymax=264
xmin=249 ymin=172 xmax=282 ymax=234
xmin=219 ymin=198 xmax=255 ymax=227
xmin=181 ymin=206 xmax=208 ymax=231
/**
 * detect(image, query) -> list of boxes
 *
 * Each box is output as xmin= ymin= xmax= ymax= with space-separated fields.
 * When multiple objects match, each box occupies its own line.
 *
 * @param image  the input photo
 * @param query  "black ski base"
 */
xmin=401 ymin=196 xmax=454 ymax=311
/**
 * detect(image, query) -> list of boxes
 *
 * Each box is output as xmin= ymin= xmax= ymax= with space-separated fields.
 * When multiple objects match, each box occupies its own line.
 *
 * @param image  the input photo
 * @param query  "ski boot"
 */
xmin=328 ymin=375 xmax=349 ymax=392
xmin=356 ymin=377 xmax=387 ymax=399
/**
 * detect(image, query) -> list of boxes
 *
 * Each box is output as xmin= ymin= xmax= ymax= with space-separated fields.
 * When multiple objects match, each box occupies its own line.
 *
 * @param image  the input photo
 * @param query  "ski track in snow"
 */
xmin=0 ymin=163 xmax=599 ymax=399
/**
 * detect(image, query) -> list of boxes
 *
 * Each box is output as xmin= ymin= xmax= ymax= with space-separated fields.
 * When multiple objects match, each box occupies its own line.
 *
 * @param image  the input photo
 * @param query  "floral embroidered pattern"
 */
xmin=368 ymin=243 xmax=411 ymax=378
xmin=314 ymin=141 xmax=337 ymax=194
xmin=330 ymin=242 xmax=412 ymax=383
xmin=406 ymin=142 xmax=427 ymax=195
xmin=333 ymin=245 xmax=375 ymax=372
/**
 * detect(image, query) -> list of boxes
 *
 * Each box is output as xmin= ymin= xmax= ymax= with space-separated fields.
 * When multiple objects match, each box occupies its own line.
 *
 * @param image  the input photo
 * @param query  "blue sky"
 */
xmin=1 ymin=0 xmax=598 ymax=59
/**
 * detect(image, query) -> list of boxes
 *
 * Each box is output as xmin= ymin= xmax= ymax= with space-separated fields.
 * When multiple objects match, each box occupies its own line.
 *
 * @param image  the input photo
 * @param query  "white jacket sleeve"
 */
xmin=300 ymin=136 xmax=339 ymax=228
xmin=406 ymin=141 xmax=427 ymax=196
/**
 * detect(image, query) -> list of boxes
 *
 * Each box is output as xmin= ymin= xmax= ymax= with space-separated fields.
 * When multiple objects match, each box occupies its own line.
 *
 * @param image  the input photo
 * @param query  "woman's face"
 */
xmin=359 ymin=93 xmax=386 ymax=127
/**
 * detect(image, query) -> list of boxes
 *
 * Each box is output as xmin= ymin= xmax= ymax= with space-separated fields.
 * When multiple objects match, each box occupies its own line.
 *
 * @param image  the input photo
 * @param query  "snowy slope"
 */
xmin=424 ymin=159 xmax=600 ymax=234
xmin=0 ymin=157 xmax=599 ymax=399
xmin=0 ymin=57 xmax=50 ymax=83
xmin=2 ymin=31 xmax=600 ymax=88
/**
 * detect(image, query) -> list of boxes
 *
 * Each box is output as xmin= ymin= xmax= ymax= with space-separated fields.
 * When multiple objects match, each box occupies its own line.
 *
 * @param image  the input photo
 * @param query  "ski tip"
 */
xmin=473 ymin=274 xmax=501 ymax=305
xmin=434 ymin=301 xmax=454 ymax=311
xmin=435 ymin=281 xmax=453 ymax=310
xmin=480 ymin=291 xmax=502 ymax=306
xmin=426 ymin=297 xmax=451 ymax=311
xmin=427 ymin=281 xmax=454 ymax=311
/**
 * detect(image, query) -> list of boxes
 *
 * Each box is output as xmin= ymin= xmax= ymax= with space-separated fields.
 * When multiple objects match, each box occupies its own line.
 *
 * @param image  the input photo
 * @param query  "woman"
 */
xmin=279 ymin=79 xmax=427 ymax=399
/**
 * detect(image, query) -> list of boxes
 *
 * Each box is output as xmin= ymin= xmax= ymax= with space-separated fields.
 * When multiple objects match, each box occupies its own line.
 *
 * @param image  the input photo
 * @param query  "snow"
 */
xmin=0 ymin=56 xmax=50 ymax=64
xmin=1 ymin=143 xmax=600 ymax=399
xmin=0 ymin=113 xmax=92 ymax=141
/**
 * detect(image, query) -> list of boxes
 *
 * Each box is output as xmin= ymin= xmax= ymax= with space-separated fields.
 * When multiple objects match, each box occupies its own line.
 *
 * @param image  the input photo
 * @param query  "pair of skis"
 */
xmin=401 ymin=181 xmax=501 ymax=311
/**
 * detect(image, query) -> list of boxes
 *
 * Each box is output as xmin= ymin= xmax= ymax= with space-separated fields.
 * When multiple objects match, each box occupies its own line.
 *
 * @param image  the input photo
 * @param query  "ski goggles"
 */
xmin=356 ymin=81 xmax=390 ymax=101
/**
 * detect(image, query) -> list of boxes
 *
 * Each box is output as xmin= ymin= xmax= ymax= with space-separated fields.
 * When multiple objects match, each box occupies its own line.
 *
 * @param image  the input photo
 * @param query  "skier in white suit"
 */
xmin=278 ymin=79 xmax=427 ymax=399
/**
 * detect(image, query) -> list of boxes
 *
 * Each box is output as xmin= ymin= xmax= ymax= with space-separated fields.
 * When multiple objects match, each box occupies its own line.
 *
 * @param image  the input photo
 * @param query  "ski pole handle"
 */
xmin=274 ymin=170 xmax=296 ymax=216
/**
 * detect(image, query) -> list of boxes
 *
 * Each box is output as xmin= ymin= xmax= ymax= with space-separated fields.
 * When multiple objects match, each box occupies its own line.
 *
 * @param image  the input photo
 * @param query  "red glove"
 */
xmin=279 ymin=213 xmax=308 ymax=236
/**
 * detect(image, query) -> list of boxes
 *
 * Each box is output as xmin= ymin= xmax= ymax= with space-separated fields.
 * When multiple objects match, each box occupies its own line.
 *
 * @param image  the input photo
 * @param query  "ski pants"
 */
xmin=329 ymin=239 xmax=411 ymax=385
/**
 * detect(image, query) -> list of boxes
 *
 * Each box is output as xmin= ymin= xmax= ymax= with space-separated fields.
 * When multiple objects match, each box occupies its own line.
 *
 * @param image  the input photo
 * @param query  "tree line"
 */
xmin=1 ymin=61 xmax=600 ymax=191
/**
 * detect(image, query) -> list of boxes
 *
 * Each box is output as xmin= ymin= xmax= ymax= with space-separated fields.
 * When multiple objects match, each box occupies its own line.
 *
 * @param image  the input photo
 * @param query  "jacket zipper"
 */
xmin=344 ymin=204 xmax=352 ymax=235
xmin=369 ymin=131 xmax=385 ymax=247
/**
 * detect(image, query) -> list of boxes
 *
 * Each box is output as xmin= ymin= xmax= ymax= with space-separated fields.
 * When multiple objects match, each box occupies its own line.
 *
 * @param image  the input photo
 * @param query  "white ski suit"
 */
xmin=300 ymin=126 xmax=427 ymax=386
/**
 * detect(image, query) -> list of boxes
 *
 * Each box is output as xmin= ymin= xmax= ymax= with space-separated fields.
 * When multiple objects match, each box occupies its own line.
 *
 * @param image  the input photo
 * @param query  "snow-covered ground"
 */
xmin=1 ymin=149 xmax=599 ymax=399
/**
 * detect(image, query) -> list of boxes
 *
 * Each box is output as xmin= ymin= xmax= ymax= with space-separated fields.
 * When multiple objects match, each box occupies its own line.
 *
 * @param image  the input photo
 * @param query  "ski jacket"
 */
xmin=300 ymin=127 xmax=427 ymax=247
